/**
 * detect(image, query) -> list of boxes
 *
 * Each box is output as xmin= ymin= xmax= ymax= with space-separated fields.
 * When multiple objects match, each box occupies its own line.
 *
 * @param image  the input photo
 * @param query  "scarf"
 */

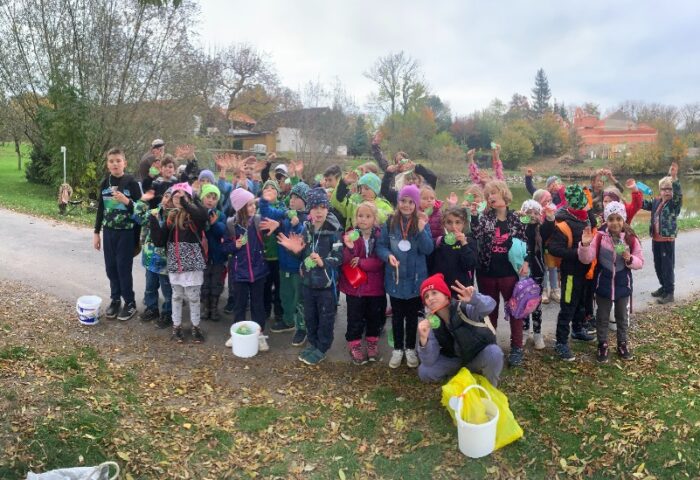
xmin=567 ymin=207 xmax=589 ymax=222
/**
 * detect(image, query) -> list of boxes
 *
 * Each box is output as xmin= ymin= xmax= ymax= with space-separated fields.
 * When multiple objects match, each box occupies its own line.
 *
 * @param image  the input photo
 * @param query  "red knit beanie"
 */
xmin=420 ymin=273 xmax=451 ymax=302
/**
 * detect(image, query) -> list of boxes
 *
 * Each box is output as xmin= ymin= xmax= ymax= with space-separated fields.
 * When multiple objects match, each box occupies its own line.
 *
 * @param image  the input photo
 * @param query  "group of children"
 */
xmin=93 ymin=140 xmax=682 ymax=382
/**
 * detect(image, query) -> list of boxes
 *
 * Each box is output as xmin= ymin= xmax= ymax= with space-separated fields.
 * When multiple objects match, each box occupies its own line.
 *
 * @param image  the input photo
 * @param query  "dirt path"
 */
xmin=2 ymin=207 xmax=699 ymax=363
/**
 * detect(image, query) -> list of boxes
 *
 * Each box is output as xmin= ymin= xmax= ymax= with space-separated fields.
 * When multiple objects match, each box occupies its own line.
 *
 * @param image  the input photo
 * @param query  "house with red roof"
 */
xmin=574 ymin=108 xmax=658 ymax=158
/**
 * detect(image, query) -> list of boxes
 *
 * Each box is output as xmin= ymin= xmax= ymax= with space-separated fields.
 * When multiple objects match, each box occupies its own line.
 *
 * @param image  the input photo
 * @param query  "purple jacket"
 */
xmin=427 ymin=199 xmax=444 ymax=241
xmin=339 ymin=227 xmax=385 ymax=297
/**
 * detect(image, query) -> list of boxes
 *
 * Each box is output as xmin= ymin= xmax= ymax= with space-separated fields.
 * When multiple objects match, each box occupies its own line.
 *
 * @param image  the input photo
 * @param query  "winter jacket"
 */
xmin=339 ymin=227 xmax=385 ymax=297
xmin=259 ymin=197 xmax=306 ymax=273
xmin=134 ymin=201 xmax=168 ymax=275
xmin=223 ymin=215 xmax=269 ymax=283
xmin=149 ymin=197 xmax=208 ymax=274
xmin=94 ymin=174 xmax=142 ymax=233
xmin=641 ymin=180 xmax=682 ymax=239
xmin=578 ymin=230 xmax=643 ymax=300
xmin=428 ymin=234 xmax=478 ymax=290
xmin=142 ymin=175 xmax=177 ymax=208
xmin=427 ymin=199 xmax=444 ymax=240
xmin=547 ymin=208 xmax=590 ymax=276
xmin=524 ymin=220 xmax=555 ymax=280
xmin=331 ymin=180 xmax=394 ymax=229
xmin=298 ymin=213 xmax=343 ymax=289
xmin=205 ymin=209 xmax=228 ymax=265
xmin=376 ymin=216 xmax=434 ymax=299
xmin=472 ymin=209 xmax=527 ymax=273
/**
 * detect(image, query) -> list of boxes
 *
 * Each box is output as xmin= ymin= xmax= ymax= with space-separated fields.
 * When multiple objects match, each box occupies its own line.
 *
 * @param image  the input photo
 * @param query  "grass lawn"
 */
xmin=0 ymin=144 xmax=95 ymax=227
xmin=1 ymin=280 xmax=699 ymax=479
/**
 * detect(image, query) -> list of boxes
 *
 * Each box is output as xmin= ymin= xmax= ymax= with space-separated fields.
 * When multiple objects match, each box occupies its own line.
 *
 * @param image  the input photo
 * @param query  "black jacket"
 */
xmin=547 ymin=209 xmax=589 ymax=276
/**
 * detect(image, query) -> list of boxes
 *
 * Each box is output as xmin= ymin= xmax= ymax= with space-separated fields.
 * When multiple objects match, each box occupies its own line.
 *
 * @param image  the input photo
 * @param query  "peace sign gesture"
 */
xmin=450 ymin=281 xmax=474 ymax=303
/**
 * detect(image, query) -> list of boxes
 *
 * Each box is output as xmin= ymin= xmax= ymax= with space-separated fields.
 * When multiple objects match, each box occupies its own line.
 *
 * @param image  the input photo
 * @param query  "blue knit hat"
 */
xmin=290 ymin=182 xmax=310 ymax=204
xmin=358 ymin=172 xmax=381 ymax=196
xmin=306 ymin=187 xmax=330 ymax=209
xmin=198 ymin=169 xmax=216 ymax=184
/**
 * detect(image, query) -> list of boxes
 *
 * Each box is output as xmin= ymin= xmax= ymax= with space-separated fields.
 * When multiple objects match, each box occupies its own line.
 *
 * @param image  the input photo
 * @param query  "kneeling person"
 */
xmin=417 ymin=274 xmax=504 ymax=386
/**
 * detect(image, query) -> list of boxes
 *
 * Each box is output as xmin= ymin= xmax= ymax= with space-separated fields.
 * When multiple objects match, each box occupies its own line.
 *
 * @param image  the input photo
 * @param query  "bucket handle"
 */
xmin=458 ymin=384 xmax=492 ymax=403
xmin=448 ymin=383 xmax=493 ymax=419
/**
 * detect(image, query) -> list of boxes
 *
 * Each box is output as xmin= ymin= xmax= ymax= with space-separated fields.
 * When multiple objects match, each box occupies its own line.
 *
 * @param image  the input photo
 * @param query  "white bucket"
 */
xmin=230 ymin=321 xmax=261 ymax=358
xmin=76 ymin=295 xmax=102 ymax=326
xmin=449 ymin=384 xmax=499 ymax=458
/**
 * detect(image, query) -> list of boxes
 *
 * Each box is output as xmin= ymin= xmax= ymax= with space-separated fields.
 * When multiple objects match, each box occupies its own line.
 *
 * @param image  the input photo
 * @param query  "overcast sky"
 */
xmin=198 ymin=0 xmax=699 ymax=116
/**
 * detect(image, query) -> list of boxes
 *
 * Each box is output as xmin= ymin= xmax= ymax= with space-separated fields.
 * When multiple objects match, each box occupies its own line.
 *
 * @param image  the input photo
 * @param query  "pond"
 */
xmin=434 ymin=175 xmax=700 ymax=222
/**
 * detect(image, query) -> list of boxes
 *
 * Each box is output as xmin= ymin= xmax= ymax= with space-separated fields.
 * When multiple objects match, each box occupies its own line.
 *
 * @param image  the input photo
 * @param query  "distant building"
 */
xmin=574 ymin=108 xmax=658 ymax=158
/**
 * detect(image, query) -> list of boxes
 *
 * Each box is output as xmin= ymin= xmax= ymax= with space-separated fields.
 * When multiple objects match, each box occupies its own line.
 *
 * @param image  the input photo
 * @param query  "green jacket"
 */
xmin=331 ymin=182 xmax=393 ymax=230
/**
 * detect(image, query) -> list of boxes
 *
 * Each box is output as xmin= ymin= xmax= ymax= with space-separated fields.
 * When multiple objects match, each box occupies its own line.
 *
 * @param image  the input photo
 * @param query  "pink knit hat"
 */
xmin=398 ymin=184 xmax=421 ymax=206
xmin=230 ymin=188 xmax=255 ymax=212
xmin=171 ymin=182 xmax=193 ymax=197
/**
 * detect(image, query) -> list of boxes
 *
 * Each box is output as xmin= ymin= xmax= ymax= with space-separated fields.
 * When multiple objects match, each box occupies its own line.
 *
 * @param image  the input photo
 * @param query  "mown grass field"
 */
xmin=0 ymin=280 xmax=698 ymax=479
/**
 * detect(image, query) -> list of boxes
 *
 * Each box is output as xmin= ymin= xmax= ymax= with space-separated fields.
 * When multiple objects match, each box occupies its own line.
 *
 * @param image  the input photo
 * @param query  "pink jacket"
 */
xmin=578 ymin=231 xmax=643 ymax=300
xmin=339 ymin=227 xmax=385 ymax=297
xmin=427 ymin=199 xmax=444 ymax=241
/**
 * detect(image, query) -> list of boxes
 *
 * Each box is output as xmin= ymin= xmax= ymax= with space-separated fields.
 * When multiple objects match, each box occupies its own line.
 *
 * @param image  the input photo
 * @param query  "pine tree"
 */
xmin=348 ymin=116 xmax=369 ymax=157
xmin=531 ymin=68 xmax=551 ymax=117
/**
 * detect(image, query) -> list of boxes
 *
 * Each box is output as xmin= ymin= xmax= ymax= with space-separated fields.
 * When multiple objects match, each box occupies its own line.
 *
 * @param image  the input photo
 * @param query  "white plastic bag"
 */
xmin=26 ymin=461 xmax=119 ymax=480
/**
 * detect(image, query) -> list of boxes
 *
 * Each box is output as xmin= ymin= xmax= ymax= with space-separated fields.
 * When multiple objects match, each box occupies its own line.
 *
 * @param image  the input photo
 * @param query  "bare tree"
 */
xmin=681 ymin=102 xmax=700 ymax=133
xmin=217 ymin=44 xmax=279 ymax=116
xmin=364 ymin=51 xmax=427 ymax=116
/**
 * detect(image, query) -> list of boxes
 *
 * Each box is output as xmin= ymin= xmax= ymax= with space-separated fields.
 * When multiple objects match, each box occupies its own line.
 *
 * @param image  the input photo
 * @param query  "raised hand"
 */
xmin=343 ymin=232 xmax=355 ymax=249
xmin=372 ymin=131 xmax=382 ymax=145
xmin=466 ymin=149 xmax=476 ymax=163
xmin=259 ymin=218 xmax=280 ymax=235
xmin=208 ymin=210 xmax=218 ymax=225
xmin=261 ymin=188 xmax=277 ymax=202
xmin=277 ymin=232 xmax=306 ymax=254
xmin=254 ymin=158 xmax=268 ymax=173
xmin=670 ymin=162 xmax=678 ymax=179
xmin=417 ymin=319 xmax=431 ymax=345
xmin=175 ymin=144 xmax=195 ymax=160
xmin=267 ymin=152 xmax=277 ymax=162
xmin=625 ymin=178 xmax=637 ymax=191
xmin=451 ymin=281 xmax=474 ymax=303
xmin=446 ymin=191 xmax=458 ymax=207
xmin=526 ymin=167 xmax=534 ymax=176
xmin=581 ymin=226 xmax=594 ymax=246
xmin=344 ymin=170 xmax=359 ymax=185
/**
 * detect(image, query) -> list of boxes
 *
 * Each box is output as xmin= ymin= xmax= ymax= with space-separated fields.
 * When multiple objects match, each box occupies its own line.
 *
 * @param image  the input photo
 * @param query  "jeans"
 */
xmin=264 ymin=260 xmax=283 ymax=320
xmin=144 ymin=270 xmax=172 ymax=313
xmin=652 ymin=240 xmax=675 ymax=295
xmin=202 ymin=263 xmax=226 ymax=298
xmin=233 ymin=277 xmax=267 ymax=329
xmin=303 ymin=286 xmax=337 ymax=353
xmin=103 ymin=228 xmax=135 ymax=304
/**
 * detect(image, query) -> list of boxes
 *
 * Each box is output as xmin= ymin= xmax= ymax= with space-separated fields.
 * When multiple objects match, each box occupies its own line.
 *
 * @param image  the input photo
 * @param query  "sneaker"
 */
xmin=555 ymin=343 xmax=576 ymax=361
xmin=223 ymin=297 xmax=235 ymax=314
xmin=191 ymin=326 xmax=205 ymax=344
xmin=155 ymin=312 xmax=172 ymax=329
xmin=584 ymin=321 xmax=597 ymax=335
xmin=117 ymin=302 xmax=137 ymax=321
xmin=550 ymin=288 xmax=561 ymax=303
xmin=258 ymin=335 xmax=270 ymax=352
xmin=541 ymin=288 xmax=550 ymax=305
xmin=609 ymin=319 xmax=617 ymax=332
xmin=389 ymin=349 xmax=404 ymax=369
xmin=597 ymin=342 xmax=609 ymax=363
xmin=657 ymin=294 xmax=674 ymax=305
xmin=301 ymin=348 xmax=326 ymax=366
xmin=651 ymin=287 xmax=665 ymax=298
xmin=508 ymin=347 xmax=524 ymax=367
xmin=617 ymin=342 xmax=633 ymax=360
xmin=224 ymin=337 xmax=232 ymax=348
xmin=172 ymin=326 xmax=184 ymax=343
xmin=298 ymin=344 xmax=315 ymax=362
xmin=139 ymin=308 xmax=159 ymax=323
xmin=533 ymin=333 xmax=546 ymax=350
xmin=405 ymin=349 xmax=419 ymax=368
xmin=270 ymin=320 xmax=295 ymax=333
xmin=348 ymin=340 xmax=367 ymax=365
xmin=571 ymin=329 xmax=595 ymax=342
xmin=291 ymin=329 xmax=307 ymax=346
xmin=366 ymin=337 xmax=381 ymax=362
xmin=105 ymin=300 xmax=121 ymax=319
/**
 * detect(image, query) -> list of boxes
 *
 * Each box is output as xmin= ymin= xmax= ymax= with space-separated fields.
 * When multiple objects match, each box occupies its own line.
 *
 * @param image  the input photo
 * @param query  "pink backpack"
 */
xmin=505 ymin=277 xmax=542 ymax=320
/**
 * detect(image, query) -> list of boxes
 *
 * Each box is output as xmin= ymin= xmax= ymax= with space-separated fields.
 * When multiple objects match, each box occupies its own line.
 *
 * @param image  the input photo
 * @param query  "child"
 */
xmin=602 ymin=182 xmax=643 ymax=223
xmin=579 ymin=202 xmax=643 ymax=362
xmin=332 ymin=171 xmax=393 ymax=229
xmin=200 ymin=184 xmax=227 ymax=322
xmin=277 ymin=188 xmax=343 ymax=365
xmin=420 ymin=185 xmax=443 ymax=241
xmin=259 ymin=180 xmax=284 ymax=330
xmin=223 ymin=189 xmax=272 ymax=351
xmin=93 ymin=148 xmax=142 ymax=321
xmin=260 ymin=182 xmax=310 ymax=345
xmin=467 ymin=145 xmax=504 ymax=187
xmin=134 ymin=188 xmax=173 ymax=327
xmin=520 ymin=199 xmax=555 ymax=350
xmin=532 ymin=189 xmax=560 ymax=304
xmin=642 ymin=162 xmax=681 ymax=305
xmin=149 ymin=183 xmax=208 ymax=343
xmin=142 ymin=155 xmax=178 ymax=208
xmin=525 ymin=168 xmax=567 ymax=207
xmin=547 ymin=185 xmax=596 ymax=361
xmin=416 ymin=274 xmax=503 ymax=386
xmin=428 ymin=207 xmax=477 ymax=290
xmin=340 ymin=202 xmax=386 ymax=364
xmin=376 ymin=185 xmax=434 ymax=369
xmin=471 ymin=180 xmax=528 ymax=367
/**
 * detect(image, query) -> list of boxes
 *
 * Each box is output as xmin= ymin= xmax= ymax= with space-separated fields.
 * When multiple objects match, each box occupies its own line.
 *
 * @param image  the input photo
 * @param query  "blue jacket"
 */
xmin=223 ymin=215 xmax=269 ymax=283
xmin=205 ymin=209 xmax=227 ymax=265
xmin=298 ymin=214 xmax=343 ymax=289
xmin=259 ymin=198 xmax=306 ymax=273
xmin=376 ymin=216 xmax=434 ymax=299
xmin=218 ymin=178 xmax=257 ymax=214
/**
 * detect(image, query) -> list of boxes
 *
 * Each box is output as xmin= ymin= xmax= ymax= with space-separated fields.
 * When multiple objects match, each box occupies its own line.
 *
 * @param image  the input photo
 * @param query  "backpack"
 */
xmin=505 ymin=277 xmax=542 ymax=320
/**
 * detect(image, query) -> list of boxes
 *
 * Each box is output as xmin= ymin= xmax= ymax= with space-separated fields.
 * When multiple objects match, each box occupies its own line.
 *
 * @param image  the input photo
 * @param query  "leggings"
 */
xmin=389 ymin=296 xmax=421 ymax=350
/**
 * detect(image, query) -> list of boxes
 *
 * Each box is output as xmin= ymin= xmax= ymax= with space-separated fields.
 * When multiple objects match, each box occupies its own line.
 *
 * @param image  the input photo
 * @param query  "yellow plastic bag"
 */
xmin=441 ymin=367 xmax=524 ymax=451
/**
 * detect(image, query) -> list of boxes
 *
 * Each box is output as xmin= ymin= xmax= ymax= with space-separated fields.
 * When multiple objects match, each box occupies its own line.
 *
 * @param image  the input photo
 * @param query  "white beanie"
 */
xmin=604 ymin=201 xmax=627 ymax=222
